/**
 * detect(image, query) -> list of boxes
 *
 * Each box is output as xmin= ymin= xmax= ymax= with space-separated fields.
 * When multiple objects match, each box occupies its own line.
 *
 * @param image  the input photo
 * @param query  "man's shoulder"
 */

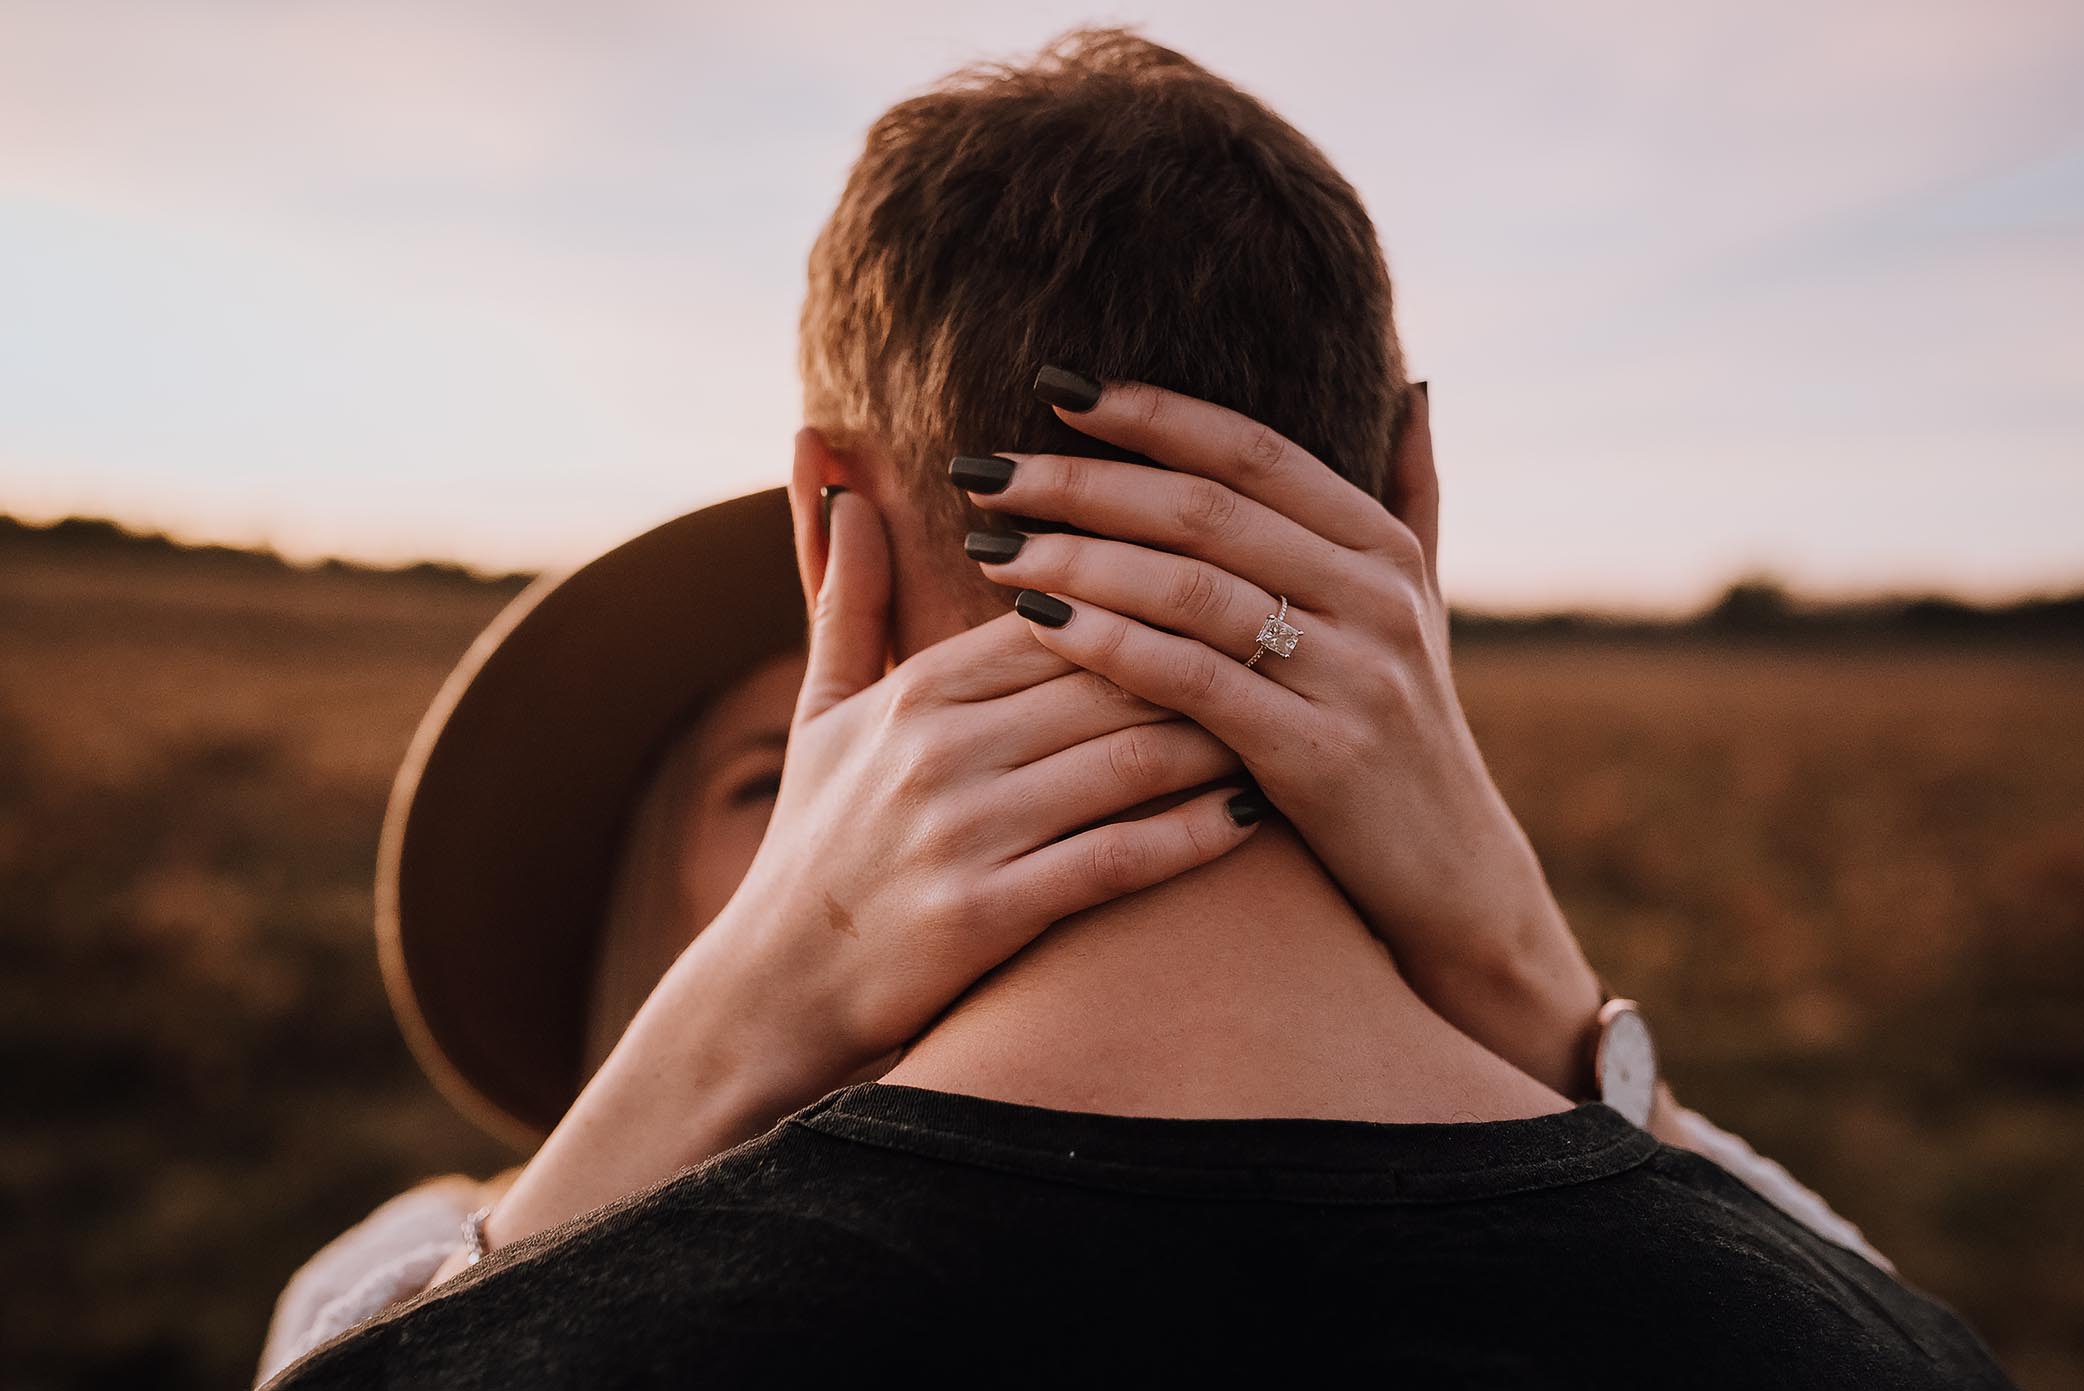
xmin=269 ymin=1123 xmax=941 ymax=1388
xmin=1587 ymin=1146 xmax=2010 ymax=1385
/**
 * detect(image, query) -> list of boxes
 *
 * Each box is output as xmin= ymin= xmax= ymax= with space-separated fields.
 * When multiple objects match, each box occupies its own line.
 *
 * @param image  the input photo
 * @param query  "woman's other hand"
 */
xmin=960 ymin=375 xmax=1605 ymax=1098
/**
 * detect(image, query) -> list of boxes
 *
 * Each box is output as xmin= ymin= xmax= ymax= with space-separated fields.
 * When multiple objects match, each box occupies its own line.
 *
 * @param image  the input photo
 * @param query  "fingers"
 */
xmin=971 ymin=531 xmax=1280 ymax=666
xmin=984 ymin=669 xmax=1178 ymax=767
xmin=1035 ymin=374 xmax=1386 ymax=552
xmin=1002 ymin=719 xmax=1244 ymax=842
xmin=995 ymin=784 xmax=1261 ymax=927
xmin=1010 ymin=592 xmax=1307 ymax=754
xmin=1385 ymin=381 xmax=1440 ymax=590
xmin=964 ymin=451 xmax=1343 ymax=608
xmin=794 ymin=486 xmax=892 ymax=723
xmin=901 ymin=609 xmax=1079 ymax=703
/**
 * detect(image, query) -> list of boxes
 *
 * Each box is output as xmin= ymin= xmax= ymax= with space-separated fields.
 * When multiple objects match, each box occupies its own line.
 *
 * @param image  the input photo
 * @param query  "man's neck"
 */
xmin=884 ymin=822 xmax=1567 ymax=1124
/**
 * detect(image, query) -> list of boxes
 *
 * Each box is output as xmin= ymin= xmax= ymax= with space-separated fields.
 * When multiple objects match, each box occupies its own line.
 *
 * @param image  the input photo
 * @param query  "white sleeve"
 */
xmin=255 ymin=1175 xmax=480 ymax=1387
xmin=1667 ymin=1107 xmax=1894 ymax=1273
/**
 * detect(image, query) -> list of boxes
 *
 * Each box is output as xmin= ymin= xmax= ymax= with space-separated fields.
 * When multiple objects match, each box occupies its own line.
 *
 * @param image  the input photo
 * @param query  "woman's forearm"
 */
xmin=428 ymin=913 xmax=844 ymax=1285
xmin=1393 ymin=841 xmax=1606 ymax=1100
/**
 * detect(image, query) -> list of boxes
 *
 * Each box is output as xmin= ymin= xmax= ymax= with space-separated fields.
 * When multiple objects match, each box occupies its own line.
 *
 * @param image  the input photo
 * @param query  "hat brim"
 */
xmin=376 ymin=487 xmax=807 ymax=1147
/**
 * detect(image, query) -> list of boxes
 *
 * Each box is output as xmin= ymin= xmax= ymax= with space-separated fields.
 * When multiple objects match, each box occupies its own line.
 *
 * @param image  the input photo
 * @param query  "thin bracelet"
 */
xmin=461 ymin=1205 xmax=493 ymax=1266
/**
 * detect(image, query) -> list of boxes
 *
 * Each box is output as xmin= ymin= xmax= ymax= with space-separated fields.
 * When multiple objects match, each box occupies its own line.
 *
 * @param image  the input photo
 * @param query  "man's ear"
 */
xmin=787 ymin=427 xmax=861 ymax=611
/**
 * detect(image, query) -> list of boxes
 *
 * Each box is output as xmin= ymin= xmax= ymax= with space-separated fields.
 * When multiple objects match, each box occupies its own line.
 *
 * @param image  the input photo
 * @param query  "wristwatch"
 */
xmin=1589 ymin=997 xmax=1658 ymax=1127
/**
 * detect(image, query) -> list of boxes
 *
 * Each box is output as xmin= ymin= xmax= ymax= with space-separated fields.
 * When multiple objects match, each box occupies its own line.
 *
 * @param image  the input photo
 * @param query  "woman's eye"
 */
xmin=726 ymin=772 xmax=783 ymax=808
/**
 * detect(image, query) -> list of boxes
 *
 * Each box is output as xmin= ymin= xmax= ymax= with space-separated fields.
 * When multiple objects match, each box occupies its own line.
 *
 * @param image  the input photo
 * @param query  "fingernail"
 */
xmin=949 ymin=455 xmax=1016 ymax=494
xmin=819 ymin=484 xmax=846 ymax=532
xmin=1014 ymin=589 xmax=1073 ymax=628
xmin=1225 ymin=787 xmax=1270 ymax=827
xmin=964 ymin=530 xmax=1026 ymax=564
xmin=1033 ymin=365 xmax=1102 ymax=413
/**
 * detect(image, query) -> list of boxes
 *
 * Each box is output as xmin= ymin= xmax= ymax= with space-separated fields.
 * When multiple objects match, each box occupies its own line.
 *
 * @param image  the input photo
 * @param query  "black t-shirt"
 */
xmin=271 ymin=1083 xmax=2012 ymax=1389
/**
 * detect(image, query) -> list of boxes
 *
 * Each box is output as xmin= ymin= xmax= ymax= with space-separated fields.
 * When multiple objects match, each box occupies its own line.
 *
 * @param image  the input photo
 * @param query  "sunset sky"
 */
xmin=3 ymin=0 xmax=2079 ymax=611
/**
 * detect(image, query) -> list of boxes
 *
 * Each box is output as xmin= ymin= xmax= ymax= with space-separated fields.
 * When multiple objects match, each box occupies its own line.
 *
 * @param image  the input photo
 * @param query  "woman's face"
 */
xmin=584 ymin=648 xmax=808 ymax=1071
xmin=673 ymin=649 xmax=808 ymax=929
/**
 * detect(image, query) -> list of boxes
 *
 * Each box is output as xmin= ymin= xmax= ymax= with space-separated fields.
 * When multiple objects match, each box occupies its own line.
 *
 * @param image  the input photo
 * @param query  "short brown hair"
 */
xmin=802 ymin=28 xmax=1407 ymax=558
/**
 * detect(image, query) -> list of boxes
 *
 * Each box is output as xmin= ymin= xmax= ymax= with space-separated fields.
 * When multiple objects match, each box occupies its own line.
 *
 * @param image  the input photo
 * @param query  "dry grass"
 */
xmin=3 ymin=549 xmax=2079 ymax=1389
xmin=1462 ymin=640 xmax=2084 ymax=1388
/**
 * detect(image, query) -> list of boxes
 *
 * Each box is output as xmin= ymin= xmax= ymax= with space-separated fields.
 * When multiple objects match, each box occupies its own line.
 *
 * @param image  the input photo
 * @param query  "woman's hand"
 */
xmin=702 ymin=480 xmax=1265 ymax=1087
xmin=958 ymin=375 xmax=1605 ymax=1097
xmin=463 ymin=470 xmax=1262 ymax=1268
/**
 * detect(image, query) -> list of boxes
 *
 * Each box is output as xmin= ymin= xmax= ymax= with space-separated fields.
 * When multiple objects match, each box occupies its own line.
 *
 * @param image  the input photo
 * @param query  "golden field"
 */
xmin=2 ymin=536 xmax=2080 ymax=1389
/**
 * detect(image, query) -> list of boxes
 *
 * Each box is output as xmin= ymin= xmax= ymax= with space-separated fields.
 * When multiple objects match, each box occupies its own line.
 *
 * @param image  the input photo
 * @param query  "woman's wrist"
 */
xmin=463 ymin=904 xmax=861 ymax=1264
xmin=607 ymin=906 xmax=858 ymax=1161
xmin=676 ymin=889 xmax=882 ymax=1106
xmin=1398 ymin=846 xmax=1606 ymax=1098
xmin=1506 ymin=935 xmax=1607 ymax=1099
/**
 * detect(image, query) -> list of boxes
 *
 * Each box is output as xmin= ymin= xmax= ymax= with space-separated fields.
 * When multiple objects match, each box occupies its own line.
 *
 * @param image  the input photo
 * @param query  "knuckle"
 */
xmin=1083 ymin=610 xmax=1133 ymax=670
xmin=884 ymin=668 xmax=936 ymax=720
xmin=1234 ymin=422 xmax=1288 ymax=480
xmin=1376 ymin=581 xmax=1427 ymax=641
xmin=1176 ymin=648 xmax=1226 ymax=706
xmin=1050 ymin=536 xmax=1097 ymax=592
xmin=1164 ymin=561 xmax=1227 ymax=627
xmin=1376 ymin=518 xmax=1425 ymax=570
xmin=1357 ymin=503 xmax=1407 ymax=552
xmin=1105 ymin=725 xmax=1164 ymax=790
xmin=891 ymin=729 xmax=953 ymax=792
xmin=1089 ymin=832 xmax=1155 ymax=897
xmin=1019 ymin=532 xmax=1066 ymax=581
xmin=1176 ymin=478 xmax=1242 ymax=538
xmin=905 ymin=802 xmax=950 ymax=855
xmin=1355 ymin=653 xmax=1406 ymax=713
xmin=920 ymin=877 xmax=979 ymax=928
xmin=1350 ymin=554 xmax=1403 ymax=609
xmin=1178 ymin=807 xmax=1224 ymax=862
xmin=1134 ymin=385 xmax=1170 ymax=437
xmin=913 ymin=796 xmax=986 ymax=864
xmin=1371 ymin=658 xmax=1416 ymax=712
xmin=1050 ymin=457 xmax=1093 ymax=510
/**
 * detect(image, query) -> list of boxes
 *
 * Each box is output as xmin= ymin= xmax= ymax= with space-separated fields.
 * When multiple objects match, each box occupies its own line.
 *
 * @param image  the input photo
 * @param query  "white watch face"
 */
xmin=1597 ymin=1007 xmax=1657 ymax=1127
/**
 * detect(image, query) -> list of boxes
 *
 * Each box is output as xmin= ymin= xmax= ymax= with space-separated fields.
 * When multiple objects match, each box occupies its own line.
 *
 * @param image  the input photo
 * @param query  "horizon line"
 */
xmin=9 ymin=506 xmax=2083 ymax=626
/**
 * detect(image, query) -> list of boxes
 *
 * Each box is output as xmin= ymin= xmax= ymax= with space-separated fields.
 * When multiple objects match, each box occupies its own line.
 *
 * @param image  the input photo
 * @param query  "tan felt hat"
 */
xmin=376 ymin=487 xmax=807 ymax=1148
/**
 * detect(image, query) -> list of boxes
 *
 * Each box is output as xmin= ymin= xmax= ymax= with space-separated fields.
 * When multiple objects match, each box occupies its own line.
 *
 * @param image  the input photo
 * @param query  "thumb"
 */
xmin=1388 ymin=380 xmax=1441 ymax=592
xmin=795 ymin=487 xmax=892 ymax=723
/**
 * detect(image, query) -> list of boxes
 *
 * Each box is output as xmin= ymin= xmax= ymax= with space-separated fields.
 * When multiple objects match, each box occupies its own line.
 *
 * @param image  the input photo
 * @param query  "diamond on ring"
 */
xmin=1244 ymin=595 xmax=1303 ymax=669
xmin=1256 ymin=611 xmax=1303 ymax=658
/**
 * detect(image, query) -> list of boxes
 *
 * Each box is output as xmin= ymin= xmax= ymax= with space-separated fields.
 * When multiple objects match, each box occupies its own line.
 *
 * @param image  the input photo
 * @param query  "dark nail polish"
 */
xmin=1225 ymin=788 xmax=1269 ymax=827
xmin=819 ymin=484 xmax=846 ymax=532
xmin=1033 ymin=365 xmax=1102 ymax=413
xmin=964 ymin=530 xmax=1026 ymax=564
xmin=949 ymin=455 xmax=1016 ymax=494
xmin=1014 ymin=589 xmax=1073 ymax=628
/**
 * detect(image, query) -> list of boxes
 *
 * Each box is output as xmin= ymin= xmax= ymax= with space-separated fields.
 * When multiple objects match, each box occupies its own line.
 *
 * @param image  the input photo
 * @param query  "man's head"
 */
xmin=798 ymin=27 xmax=1407 ymax=648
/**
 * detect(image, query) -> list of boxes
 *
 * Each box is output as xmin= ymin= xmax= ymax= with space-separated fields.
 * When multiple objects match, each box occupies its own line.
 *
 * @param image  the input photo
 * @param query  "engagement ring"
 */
xmin=1244 ymin=596 xmax=1304 ymax=669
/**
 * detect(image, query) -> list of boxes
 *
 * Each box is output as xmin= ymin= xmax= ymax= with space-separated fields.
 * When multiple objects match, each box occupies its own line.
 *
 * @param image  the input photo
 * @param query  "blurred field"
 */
xmin=3 ymin=539 xmax=2081 ymax=1389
